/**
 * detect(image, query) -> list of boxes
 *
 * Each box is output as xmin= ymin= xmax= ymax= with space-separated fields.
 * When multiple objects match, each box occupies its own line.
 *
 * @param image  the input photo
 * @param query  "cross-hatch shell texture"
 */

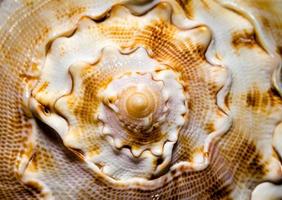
xmin=0 ymin=0 xmax=282 ymax=200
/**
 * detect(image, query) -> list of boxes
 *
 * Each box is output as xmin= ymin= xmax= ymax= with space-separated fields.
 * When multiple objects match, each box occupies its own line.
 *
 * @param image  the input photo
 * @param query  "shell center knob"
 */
xmin=125 ymin=91 xmax=153 ymax=118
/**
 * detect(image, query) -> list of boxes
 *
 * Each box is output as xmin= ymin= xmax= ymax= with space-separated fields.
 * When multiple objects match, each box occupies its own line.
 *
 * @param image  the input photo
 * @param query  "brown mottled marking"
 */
xmin=24 ymin=181 xmax=44 ymax=197
xmin=260 ymin=16 xmax=271 ymax=29
xmin=245 ymin=86 xmax=266 ymax=112
xmin=68 ymin=65 xmax=114 ymax=125
xmin=56 ymin=7 xmax=86 ymax=20
xmin=200 ymin=0 xmax=211 ymax=10
xmin=22 ymin=142 xmax=34 ymax=161
xmin=126 ymin=128 xmax=164 ymax=145
xmin=20 ymin=74 xmax=38 ymax=82
xmin=246 ymin=1 xmax=277 ymax=12
xmin=207 ymin=178 xmax=233 ymax=200
xmin=173 ymin=134 xmax=195 ymax=162
xmin=246 ymin=87 xmax=260 ymax=108
xmin=268 ymin=88 xmax=282 ymax=106
xmin=175 ymin=0 xmax=188 ymax=10
xmin=35 ymin=82 xmax=49 ymax=93
xmin=20 ymin=63 xmax=40 ymax=82
xmin=34 ymin=27 xmax=50 ymax=44
xmin=277 ymin=46 xmax=282 ymax=56
xmin=224 ymin=92 xmax=231 ymax=109
xmin=220 ymin=128 xmax=269 ymax=184
xmin=67 ymin=7 xmax=86 ymax=18
xmin=232 ymin=30 xmax=256 ymax=49
xmin=191 ymin=146 xmax=204 ymax=159
xmin=15 ymin=123 xmax=34 ymax=175
xmin=21 ymin=0 xmax=35 ymax=7
xmin=32 ymin=146 xmax=56 ymax=173
xmin=31 ymin=63 xmax=39 ymax=71
xmin=80 ymin=63 xmax=100 ymax=78
xmin=26 ymin=153 xmax=39 ymax=173
xmin=244 ymin=140 xmax=269 ymax=178
xmin=136 ymin=20 xmax=176 ymax=55
xmin=245 ymin=86 xmax=282 ymax=112
xmin=208 ymin=82 xmax=221 ymax=96
xmin=170 ymin=145 xmax=234 ymax=200
xmin=136 ymin=20 xmax=206 ymax=71
xmin=204 ymin=122 xmax=215 ymax=133
xmin=175 ymin=0 xmax=194 ymax=19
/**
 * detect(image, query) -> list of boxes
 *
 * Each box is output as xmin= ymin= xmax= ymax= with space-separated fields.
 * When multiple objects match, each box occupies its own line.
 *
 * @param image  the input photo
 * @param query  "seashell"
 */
xmin=0 ymin=0 xmax=281 ymax=199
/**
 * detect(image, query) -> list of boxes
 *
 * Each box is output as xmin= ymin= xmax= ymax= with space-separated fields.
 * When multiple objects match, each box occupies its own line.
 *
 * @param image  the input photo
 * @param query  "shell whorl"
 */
xmin=0 ymin=0 xmax=282 ymax=199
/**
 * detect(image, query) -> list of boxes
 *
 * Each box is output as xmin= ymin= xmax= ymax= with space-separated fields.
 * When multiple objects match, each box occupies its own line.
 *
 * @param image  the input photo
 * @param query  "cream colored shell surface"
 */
xmin=0 ymin=0 xmax=282 ymax=199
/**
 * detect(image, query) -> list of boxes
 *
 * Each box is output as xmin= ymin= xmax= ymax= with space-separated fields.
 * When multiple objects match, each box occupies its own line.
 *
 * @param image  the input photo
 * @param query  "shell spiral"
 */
xmin=0 ymin=0 xmax=282 ymax=199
